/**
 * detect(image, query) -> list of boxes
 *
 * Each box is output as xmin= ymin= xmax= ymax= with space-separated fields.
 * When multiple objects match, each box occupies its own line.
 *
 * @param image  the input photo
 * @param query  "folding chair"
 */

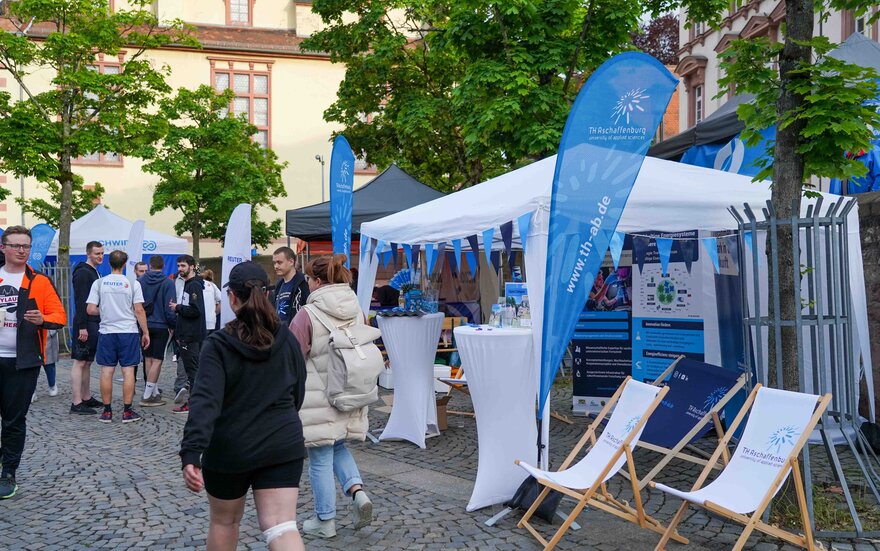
xmin=515 ymin=377 xmax=684 ymax=551
xmin=652 ymin=385 xmax=832 ymax=550
xmin=437 ymin=368 xmax=474 ymax=418
xmin=634 ymin=356 xmax=749 ymax=489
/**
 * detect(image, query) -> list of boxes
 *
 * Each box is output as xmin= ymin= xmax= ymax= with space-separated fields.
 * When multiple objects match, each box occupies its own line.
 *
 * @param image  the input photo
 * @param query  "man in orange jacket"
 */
xmin=0 ymin=226 xmax=66 ymax=499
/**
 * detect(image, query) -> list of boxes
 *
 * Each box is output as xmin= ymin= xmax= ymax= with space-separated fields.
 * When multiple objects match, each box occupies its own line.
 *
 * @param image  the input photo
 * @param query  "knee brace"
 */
xmin=263 ymin=520 xmax=298 ymax=544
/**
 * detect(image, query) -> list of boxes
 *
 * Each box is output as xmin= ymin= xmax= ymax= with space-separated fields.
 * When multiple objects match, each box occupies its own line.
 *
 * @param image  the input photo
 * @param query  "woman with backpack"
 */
xmin=180 ymin=262 xmax=307 ymax=551
xmin=289 ymin=254 xmax=374 ymax=538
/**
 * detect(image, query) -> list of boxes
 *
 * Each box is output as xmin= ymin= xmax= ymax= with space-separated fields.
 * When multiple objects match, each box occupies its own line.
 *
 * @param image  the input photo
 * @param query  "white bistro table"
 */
xmin=454 ymin=325 xmax=538 ymax=511
xmin=377 ymin=312 xmax=444 ymax=448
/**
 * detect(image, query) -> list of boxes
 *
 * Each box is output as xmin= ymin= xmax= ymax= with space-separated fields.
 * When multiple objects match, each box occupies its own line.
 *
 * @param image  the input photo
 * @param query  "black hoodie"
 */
xmin=179 ymin=324 xmax=307 ymax=472
xmin=174 ymin=276 xmax=207 ymax=342
xmin=72 ymin=261 xmax=100 ymax=331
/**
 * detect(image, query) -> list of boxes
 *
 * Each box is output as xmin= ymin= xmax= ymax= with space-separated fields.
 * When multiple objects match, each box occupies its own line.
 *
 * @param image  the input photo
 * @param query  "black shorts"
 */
xmin=144 ymin=329 xmax=170 ymax=360
xmin=71 ymin=321 xmax=99 ymax=361
xmin=203 ymin=458 xmax=304 ymax=500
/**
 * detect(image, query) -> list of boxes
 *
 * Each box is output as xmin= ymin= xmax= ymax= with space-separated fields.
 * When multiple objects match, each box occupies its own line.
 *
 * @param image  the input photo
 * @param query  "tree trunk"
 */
xmin=57 ymin=152 xmax=74 ymax=272
xmin=192 ymin=210 xmax=200 ymax=264
xmin=769 ymin=0 xmax=813 ymax=392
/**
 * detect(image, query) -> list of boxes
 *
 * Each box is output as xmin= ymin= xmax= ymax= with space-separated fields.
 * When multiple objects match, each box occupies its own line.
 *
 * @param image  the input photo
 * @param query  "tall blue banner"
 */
xmin=27 ymin=224 xmax=56 ymax=271
xmin=539 ymin=52 xmax=678 ymax=417
xmin=330 ymin=135 xmax=355 ymax=266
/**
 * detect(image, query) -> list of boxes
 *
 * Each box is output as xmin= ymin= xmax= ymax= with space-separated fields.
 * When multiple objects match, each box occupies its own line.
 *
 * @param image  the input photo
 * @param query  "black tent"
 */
xmin=285 ymin=164 xmax=444 ymax=241
xmin=649 ymin=33 xmax=880 ymax=161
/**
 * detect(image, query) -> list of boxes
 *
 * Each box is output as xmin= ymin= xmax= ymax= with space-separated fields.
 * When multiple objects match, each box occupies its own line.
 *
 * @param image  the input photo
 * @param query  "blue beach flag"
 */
xmin=27 ymin=224 xmax=56 ymax=270
xmin=330 ymin=135 xmax=356 ymax=267
xmin=539 ymin=52 xmax=678 ymax=419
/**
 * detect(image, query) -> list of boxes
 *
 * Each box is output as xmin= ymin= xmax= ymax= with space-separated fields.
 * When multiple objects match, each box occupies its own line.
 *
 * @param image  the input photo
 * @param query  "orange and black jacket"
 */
xmin=0 ymin=265 xmax=67 ymax=370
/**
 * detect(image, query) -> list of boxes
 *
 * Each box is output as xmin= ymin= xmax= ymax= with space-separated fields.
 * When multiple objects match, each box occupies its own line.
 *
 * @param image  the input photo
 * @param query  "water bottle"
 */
xmin=519 ymin=296 xmax=532 ymax=328
xmin=502 ymin=302 xmax=515 ymax=328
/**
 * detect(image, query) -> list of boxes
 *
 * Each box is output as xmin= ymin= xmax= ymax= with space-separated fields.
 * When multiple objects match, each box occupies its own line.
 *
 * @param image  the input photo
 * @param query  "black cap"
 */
xmin=223 ymin=261 xmax=269 ymax=292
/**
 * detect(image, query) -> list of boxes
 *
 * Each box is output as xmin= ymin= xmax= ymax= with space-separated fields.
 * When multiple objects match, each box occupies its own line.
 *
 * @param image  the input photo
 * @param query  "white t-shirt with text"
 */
xmin=0 ymin=268 xmax=24 ymax=358
xmin=87 ymin=274 xmax=144 ymax=334
xmin=203 ymin=281 xmax=222 ymax=331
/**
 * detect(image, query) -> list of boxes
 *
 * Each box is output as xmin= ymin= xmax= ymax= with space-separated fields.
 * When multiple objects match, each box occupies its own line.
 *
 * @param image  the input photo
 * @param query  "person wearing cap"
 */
xmin=180 ymin=261 xmax=307 ymax=550
xmin=168 ymin=255 xmax=206 ymax=414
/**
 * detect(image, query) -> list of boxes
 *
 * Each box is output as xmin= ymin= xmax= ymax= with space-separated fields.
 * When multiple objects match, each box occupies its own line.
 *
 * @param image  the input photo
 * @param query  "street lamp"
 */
xmin=315 ymin=154 xmax=326 ymax=202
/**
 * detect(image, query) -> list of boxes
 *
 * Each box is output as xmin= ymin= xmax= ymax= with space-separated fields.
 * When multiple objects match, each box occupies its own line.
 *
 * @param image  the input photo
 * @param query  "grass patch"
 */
xmin=769 ymin=481 xmax=880 ymax=532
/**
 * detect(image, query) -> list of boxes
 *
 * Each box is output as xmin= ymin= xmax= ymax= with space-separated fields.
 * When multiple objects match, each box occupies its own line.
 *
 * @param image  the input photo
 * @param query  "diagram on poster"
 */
xmin=637 ymin=264 xmax=700 ymax=318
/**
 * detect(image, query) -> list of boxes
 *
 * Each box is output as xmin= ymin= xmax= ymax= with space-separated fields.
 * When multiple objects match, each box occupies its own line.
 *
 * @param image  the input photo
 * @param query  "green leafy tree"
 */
xmin=16 ymin=177 xmax=105 ymax=223
xmin=707 ymin=3 xmax=879 ymax=391
xmin=0 ymin=0 xmax=194 ymax=268
xmin=303 ymin=0 xmax=645 ymax=191
xmin=141 ymin=85 xmax=288 ymax=262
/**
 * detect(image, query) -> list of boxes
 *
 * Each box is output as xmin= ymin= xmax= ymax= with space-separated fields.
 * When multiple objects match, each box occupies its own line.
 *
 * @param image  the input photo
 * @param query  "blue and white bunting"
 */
xmin=425 ymin=243 xmax=436 ymax=274
xmin=517 ymin=211 xmax=533 ymax=255
xmin=609 ymin=231 xmax=625 ymax=271
xmin=481 ymin=228 xmax=494 ymax=267
xmin=702 ymin=237 xmax=720 ymax=273
xmin=656 ymin=237 xmax=673 ymax=276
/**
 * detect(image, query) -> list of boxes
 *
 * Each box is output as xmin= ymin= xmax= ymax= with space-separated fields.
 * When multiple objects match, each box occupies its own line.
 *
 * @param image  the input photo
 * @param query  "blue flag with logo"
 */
xmin=27 ymin=224 xmax=56 ymax=270
xmin=330 ymin=135 xmax=356 ymax=267
xmin=539 ymin=52 xmax=678 ymax=418
xmin=680 ymin=126 xmax=775 ymax=178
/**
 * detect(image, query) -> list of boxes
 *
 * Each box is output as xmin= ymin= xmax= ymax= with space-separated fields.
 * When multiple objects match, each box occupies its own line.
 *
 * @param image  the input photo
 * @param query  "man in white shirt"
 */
xmin=86 ymin=250 xmax=150 ymax=424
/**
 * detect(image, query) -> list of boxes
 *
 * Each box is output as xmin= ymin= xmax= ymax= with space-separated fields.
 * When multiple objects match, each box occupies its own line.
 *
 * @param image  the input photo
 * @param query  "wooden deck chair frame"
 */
xmin=437 ymin=368 xmax=475 ymax=418
xmin=516 ymin=377 xmax=688 ymax=551
xmin=651 ymin=384 xmax=832 ymax=551
xmin=634 ymin=356 xmax=750 ymax=489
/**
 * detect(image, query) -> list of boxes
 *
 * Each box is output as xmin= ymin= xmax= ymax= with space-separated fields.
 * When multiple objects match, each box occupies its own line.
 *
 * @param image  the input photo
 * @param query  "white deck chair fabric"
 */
xmin=438 ymin=374 xmax=467 ymax=386
xmin=518 ymin=379 xmax=662 ymax=489
xmin=655 ymin=387 xmax=820 ymax=514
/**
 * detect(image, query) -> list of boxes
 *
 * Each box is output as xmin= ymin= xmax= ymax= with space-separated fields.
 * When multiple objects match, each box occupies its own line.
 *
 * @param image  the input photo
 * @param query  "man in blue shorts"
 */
xmin=86 ymin=250 xmax=150 ymax=424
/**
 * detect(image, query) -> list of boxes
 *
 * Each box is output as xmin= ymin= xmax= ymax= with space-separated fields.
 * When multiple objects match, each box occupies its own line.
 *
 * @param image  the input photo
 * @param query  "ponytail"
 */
xmin=224 ymin=280 xmax=279 ymax=349
xmin=306 ymin=254 xmax=352 ymax=285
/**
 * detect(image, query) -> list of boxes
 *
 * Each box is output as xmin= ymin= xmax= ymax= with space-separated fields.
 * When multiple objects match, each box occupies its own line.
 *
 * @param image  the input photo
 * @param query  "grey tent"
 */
xmin=650 ymin=33 xmax=880 ymax=160
xmin=285 ymin=164 xmax=444 ymax=241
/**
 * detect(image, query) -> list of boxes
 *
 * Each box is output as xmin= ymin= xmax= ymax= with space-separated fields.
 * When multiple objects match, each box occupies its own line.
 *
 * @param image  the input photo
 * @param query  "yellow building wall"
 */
xmin=1 ymin=46 xmax=372 ymax=259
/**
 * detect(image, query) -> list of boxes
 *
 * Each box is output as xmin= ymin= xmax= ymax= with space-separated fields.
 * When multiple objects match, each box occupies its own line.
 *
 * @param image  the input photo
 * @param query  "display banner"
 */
xmin=220 ymin=204 xmax=252 ymax=325
xmin=680 ymin=126 xmax=775 ymax=178
xmin=572 ymin=236 xmax=634 ymax=415
xmin=540 ymin=52 xmax=678 ymax=416
xmin=27 ymin=224 xmax=56 ymax=271
xmin=124 ymin=220 xmax=145 ymax=284
xmin=631 ymin=230 xmax=705 ymax=382
xmin=639 ymin=357 xmax=743 ymax=448
xmin=330 ymin=135 xmax=355 ymax=266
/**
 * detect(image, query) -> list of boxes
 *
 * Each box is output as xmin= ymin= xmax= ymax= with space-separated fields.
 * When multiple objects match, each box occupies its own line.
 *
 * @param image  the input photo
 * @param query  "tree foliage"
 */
xmin=141 ymin=86 xmax=288 ymax=261
xmin=303 ymin=0 xmax=648 ymax=191
xmin=631 ymin=13 xmax=679 ymax=65
xmin=0 ymin=0 xmax=194 ymax=266
xmin=16 ymin=176 xmax=105 ymax=223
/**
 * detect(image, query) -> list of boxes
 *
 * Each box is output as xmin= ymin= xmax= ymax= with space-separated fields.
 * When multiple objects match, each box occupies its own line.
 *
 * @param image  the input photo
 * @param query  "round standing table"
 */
xmin=377 ymin=313 xmax=444 ymax=448
xmin=454 ymin=325 xmax=538 ymax=511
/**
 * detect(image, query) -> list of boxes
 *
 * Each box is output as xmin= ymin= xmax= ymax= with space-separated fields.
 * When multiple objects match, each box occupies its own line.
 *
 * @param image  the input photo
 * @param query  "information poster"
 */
xmin=572 ymin=237 xmax=634 ymax=414
xmin=631 ymin=231 xmax=705 ymax=382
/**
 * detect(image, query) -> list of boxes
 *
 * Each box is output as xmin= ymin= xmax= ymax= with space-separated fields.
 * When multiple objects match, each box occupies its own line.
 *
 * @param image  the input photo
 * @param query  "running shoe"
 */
xmin=139 ymin=394 xmax=166 ymax=407
xmin=99 ymin=410 xmax=112 ymax=423
xmin=70 ymin=403 xmax=97 ymax=415
xmin=48 ymin=386 xmax=58 ymax=397
xmin=122 ymin=410 xmax=143 ymax=424
xmin=83 ymin=397 xmax=103 ymax=408
xmin=174 ymin=387 xmax=189 ymax=405
xmin=0 ymin=474 xmax=17 ymax=500
xmin=172 ymin=403 xmax=189 ymax=414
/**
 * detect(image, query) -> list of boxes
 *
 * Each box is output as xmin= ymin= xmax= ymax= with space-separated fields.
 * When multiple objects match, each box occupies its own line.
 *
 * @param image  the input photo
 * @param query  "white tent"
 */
xmin=48 ymin=204 xmax=188 ymax=257
xmin=358 ymin=155 xmax=874 ymax=463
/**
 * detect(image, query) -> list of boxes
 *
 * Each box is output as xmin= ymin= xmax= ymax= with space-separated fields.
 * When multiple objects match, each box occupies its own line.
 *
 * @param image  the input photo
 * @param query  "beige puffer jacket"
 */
xmin=299 ymin=284 xmax=369 ymax=447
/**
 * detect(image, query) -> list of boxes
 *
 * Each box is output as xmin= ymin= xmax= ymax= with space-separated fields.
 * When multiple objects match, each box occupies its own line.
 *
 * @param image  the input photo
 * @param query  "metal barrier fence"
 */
xmin=42 ymin=262 xmax=72 ymax=354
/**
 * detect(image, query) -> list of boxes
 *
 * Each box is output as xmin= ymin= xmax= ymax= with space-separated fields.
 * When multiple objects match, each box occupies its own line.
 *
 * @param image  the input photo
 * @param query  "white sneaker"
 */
xmin=351 ymin=490 xmax=373 ymax=530
xmin=48 ymin=386 xmax=58 ymax=397
xmin=302 ymin=517 xmax=336 ymax=539
xmin=31 ymin=392 xmax=37 ymax=403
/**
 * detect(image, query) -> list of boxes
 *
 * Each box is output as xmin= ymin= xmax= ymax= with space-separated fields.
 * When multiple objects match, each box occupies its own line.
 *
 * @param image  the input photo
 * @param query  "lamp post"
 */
xmin=315 ymin=154 xmax=326 ymax=202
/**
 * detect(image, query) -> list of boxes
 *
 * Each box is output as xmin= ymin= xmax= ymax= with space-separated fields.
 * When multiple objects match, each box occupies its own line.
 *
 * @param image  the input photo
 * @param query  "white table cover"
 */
xmin=378 ymin=313 xmax=444 ymax=448
xmin=454 ymin=325 xmax=538 ymax=511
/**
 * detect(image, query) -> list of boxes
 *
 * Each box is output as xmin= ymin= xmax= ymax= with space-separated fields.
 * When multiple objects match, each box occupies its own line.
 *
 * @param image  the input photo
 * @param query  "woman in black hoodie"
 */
xmin=180 ymin=262 xmax=307 ymax=551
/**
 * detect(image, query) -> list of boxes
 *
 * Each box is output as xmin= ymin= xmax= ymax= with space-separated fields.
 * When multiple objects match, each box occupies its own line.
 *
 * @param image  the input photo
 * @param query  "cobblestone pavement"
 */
xmin=2 ymin=357 xmax=880 ymax=550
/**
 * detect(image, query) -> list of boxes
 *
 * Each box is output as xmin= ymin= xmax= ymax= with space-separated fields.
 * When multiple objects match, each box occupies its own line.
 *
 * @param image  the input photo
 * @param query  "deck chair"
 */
xmin=514 ymin=377 xmax=682 ymax=551
xmin=634 ymin=357 xmax=749 ymax=489
xmin=652 ymin=385 xmax=832 ymax=550
xmin=437 ymin=369 xmax=474 ymax=417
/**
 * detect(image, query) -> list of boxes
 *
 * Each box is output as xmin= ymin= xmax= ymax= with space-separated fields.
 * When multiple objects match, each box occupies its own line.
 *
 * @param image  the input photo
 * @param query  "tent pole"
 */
xmin=541 ymin=396 xmax=551 ymax=470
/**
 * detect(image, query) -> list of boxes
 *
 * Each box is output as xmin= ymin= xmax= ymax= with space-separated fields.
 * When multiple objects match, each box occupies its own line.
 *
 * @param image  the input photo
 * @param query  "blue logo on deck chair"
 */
xmin=623 ymin=416 xmax=641 ymax=434
xmin=766 ymin=426 xmax=798 ymax=454
xmin=702 ymin=386 xmax=729 ymax=411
